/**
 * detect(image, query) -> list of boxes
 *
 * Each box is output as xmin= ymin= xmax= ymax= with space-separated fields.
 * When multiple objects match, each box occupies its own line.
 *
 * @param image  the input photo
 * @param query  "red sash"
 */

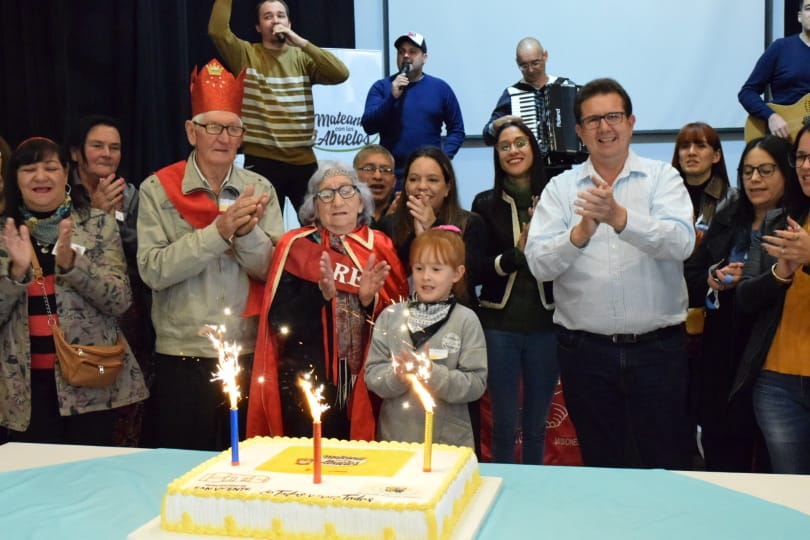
xmin=247 ymin=225 xmax=408 ymax=440
xmin=154 ymin=161 xmax=264 ymax=316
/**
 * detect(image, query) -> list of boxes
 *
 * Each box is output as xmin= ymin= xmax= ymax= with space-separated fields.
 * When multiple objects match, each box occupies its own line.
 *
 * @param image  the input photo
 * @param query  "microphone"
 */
xmin=276 ymin=32 xmax=286 ymax=43
xmin=397 ymin=62 xmax=411 ymax=77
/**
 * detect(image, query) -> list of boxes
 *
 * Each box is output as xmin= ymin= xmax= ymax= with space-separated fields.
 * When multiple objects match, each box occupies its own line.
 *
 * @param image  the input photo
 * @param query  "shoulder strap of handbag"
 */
xmin=29 ymin=245 xmax=59 ymax=328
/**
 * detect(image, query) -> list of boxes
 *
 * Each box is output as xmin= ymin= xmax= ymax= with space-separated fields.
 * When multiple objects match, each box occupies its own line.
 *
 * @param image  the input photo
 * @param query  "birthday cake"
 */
xmin=161 ymin=436 xmax=481 ymax=540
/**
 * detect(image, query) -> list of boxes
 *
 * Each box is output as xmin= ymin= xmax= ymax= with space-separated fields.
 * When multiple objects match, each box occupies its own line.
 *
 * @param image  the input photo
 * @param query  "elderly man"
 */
xmin=482 ymin=37 xmax=583 ymax=178
xmin=209 ymin=0 xmax=349 ymax=213
xmin=362 ymin=31 xmax=465 ymax=187
xmin=353 ymin=144 xmax=398 ymax=224
xmin=525 ymin=78 xmax=695 ymax=469
xmin=137 ymin=59 xmax=284 ymax=451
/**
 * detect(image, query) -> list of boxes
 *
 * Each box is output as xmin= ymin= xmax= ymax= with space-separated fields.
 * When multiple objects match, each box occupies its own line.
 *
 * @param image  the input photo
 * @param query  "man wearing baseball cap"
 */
xmin=362 ymin=31 xmax=465 ymax=187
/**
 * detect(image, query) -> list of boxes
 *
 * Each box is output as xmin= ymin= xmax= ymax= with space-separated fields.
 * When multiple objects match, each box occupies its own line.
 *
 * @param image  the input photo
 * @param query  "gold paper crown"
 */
xmin=190 ymin=59 xmax=246 ymax=117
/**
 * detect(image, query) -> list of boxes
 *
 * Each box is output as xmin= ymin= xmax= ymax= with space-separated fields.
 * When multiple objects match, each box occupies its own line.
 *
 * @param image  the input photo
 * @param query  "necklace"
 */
xmin=34 ymin=239 xmax=53 ymax=254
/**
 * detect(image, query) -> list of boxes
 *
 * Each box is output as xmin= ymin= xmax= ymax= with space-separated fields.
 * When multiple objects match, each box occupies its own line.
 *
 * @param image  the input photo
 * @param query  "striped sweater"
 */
xmin=209 ymin=0 xmax=349 ymax=165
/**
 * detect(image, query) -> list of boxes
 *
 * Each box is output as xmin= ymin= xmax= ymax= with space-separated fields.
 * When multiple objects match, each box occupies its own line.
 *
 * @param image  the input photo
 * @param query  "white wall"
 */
xmin=354 ymin=2 xmax=787 ymax=209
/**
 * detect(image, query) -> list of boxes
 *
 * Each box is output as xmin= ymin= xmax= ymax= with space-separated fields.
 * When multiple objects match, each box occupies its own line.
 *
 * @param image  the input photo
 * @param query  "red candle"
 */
xmin=313 ymin=420 xmax=322 ymax=484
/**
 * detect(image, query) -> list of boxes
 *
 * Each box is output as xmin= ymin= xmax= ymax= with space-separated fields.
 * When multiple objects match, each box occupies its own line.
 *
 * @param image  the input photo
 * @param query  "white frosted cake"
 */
xmin=161 ymin=436 xmax=481 ymax=540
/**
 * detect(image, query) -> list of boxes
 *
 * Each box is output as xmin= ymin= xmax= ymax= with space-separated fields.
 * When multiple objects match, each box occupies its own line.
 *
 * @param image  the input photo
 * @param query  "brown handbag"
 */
xmin=31 ymin=247 xmax=125 ymax=388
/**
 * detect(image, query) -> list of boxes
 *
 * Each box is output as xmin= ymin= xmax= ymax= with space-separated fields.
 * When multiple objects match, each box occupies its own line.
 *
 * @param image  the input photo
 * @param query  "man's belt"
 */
xmin=562 ymin=324 xmax=683 ymax=345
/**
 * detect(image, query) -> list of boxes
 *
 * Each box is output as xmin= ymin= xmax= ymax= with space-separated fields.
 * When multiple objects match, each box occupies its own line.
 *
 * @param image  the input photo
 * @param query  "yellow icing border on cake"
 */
xmin=161 ymin=436 xmax=480 ymax=540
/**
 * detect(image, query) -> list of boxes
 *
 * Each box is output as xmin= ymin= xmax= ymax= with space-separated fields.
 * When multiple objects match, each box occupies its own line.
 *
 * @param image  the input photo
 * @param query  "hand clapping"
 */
xmin=358 ymin=253 xmax=391 ymax=307
xmin=216 ymin=184 xmax=269 ymax=243
xmin=4 ymin=218 xmax=32 ymax=281
xmin=762 ymin=216 xmax=810 ymax=278
xmin=407 ymin=195 xmax=436 ymax=235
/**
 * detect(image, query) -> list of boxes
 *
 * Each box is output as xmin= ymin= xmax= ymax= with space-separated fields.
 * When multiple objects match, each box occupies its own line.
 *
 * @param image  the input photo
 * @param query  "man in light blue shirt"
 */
xmin=525 ymin=78 xmax=695 ymax=469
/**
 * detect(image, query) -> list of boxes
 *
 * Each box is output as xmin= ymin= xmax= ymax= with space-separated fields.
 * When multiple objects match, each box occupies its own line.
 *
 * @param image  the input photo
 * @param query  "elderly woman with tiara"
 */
xmin=247 ymin=161 xmax=409 ymax=441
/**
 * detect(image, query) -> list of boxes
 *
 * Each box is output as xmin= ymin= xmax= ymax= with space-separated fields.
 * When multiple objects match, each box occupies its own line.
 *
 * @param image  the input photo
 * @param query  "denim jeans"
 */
xmin=556 ymin=325 xmax=690 ymax=469
xmin=486 ymin=329 xmax=559 ymax=464
xmin=753 ymin=370 xmax=810 ymax=474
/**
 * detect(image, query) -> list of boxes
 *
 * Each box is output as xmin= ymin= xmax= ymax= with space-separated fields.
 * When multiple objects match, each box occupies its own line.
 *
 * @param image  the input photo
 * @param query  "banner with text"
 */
xmin=312 ymin=48 xmax=383 ymax=162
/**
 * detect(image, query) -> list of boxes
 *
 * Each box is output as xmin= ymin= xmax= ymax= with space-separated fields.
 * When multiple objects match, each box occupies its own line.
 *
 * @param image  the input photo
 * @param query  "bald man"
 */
xmin=482 ymin=37 xmax=582 ymax=178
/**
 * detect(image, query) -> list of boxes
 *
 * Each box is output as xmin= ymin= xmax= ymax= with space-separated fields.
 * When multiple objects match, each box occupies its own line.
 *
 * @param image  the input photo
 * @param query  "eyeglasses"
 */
xmin=581 ymin=112 xmax=627 ymax=130
xmin=517 ymin=59 xmax=544 ymax=72
xmin=357 ymin=165 xmax=394 ymax=175
xmin=315 ymin=184 xmax=359 ymax=202
xmin=192 ymin=121 xmax=246 ymax=137
xmin=497 ymin=138 xmax=530 ymax=153
xmin=740 ymin=163 xmax=778 ymax=180
xmin=789 ymin=152 xmax=810 ymax=167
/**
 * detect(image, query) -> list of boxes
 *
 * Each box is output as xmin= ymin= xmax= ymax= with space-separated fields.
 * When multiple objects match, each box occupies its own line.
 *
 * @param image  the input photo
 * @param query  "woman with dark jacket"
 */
xmin=731 ymin=124 xmax=810 ymax=474
xmin=471 ymin=120 xmax=558 ymax=464
xmin=684 ymin=135 xmax=793 ymax=471
xmin=375 ymin=146 xmax=484 ymax=309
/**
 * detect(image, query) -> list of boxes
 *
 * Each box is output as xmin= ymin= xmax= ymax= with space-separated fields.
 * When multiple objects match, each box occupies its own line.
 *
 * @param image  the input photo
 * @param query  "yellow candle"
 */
xmin=423 ymin=410 xmax=434 ymax=472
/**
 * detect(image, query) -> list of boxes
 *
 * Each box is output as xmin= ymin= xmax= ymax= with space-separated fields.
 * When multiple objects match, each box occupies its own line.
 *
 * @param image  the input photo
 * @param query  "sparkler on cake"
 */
xmin=201 ymin=324 xmax=242 ymax=465
xmin=298 ymin=373 xmax=330 ymax=483
xmin=393 ymin=349 xmax=435 ymax=472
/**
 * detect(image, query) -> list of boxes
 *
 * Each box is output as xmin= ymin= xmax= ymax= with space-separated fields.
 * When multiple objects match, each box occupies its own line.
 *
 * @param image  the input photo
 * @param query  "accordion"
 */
xmin=508 ymin=80 xmax=588 ymax=166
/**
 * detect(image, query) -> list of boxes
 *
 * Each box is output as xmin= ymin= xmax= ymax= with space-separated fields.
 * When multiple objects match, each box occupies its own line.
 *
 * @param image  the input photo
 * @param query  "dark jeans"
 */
xmin=244 ymin=154 xmax=317 ymax=217
xmin=8 ymin=369 xmax=118 ymax=445
xmin=753 ymin=370 xmax=810 ymax=474
xmin=485 ymin=329 xmax=559 ymax=464
xmin=143 ymin=353 xmax=252 ymax=451
xmin=556 ymin=325 xmax=691 ymax=469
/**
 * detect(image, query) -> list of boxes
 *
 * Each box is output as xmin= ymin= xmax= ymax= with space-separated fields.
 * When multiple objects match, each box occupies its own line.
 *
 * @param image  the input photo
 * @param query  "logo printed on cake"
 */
xmin=441 ymin=332 xmax=462 ymax=354
xmin=321 ymin=454 xmax=368 ymax=467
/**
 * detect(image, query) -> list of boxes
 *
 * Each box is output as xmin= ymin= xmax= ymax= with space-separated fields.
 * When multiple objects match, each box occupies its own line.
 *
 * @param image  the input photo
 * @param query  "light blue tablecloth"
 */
xmin=2 ymin=448 xmax=809 ymax=539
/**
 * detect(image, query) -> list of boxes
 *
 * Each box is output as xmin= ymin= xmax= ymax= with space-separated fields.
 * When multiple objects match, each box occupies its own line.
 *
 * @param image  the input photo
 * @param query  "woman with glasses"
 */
xmin=471 ymin=119 xmax=558 ymax=464
xmin=246 ymin=161 xmax=408 ymax=441
xmin=732 ymin=125 xmax=810 ymax=474
xmin=685 ymin=135 xmax=793 ymax=471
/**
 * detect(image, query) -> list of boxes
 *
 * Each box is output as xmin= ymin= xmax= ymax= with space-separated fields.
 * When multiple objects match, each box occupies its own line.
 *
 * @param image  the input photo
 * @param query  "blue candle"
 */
xmin=230 ymin=408 xmax=240 ymax=465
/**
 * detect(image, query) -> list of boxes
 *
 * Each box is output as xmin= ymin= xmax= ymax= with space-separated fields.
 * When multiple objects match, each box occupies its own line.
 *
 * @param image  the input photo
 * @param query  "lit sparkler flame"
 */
xmin=298 ymin=373 xmax=330 ymax=422
xmin=393 ymin=349 xmax=434 ymax=412
xmin=201 ymin=324 xmax=242 ymax=409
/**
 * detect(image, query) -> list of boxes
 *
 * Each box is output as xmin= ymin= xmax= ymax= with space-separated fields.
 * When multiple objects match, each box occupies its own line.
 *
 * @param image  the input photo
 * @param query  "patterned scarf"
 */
xmin=21 ymin=195 xmax=72 ymax=246
xmin=407 ymin=294 xmax=456 ymax=349
xmin=329 ymin=233 xmax=365 ymax=409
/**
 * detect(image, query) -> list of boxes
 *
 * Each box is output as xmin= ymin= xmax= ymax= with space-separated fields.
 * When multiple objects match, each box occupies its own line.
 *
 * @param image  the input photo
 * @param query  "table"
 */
xmin=2 ymin=443 xmax=810 ymax=539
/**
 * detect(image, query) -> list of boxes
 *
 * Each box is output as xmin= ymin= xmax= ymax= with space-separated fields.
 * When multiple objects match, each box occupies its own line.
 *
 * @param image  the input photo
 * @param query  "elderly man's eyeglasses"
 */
xmin=192 ymin=121 xmax=246 ymax=137
xmin=517 ymin=59 xmax=544 ymax=72
xmin=357 ymin=165 xmax=394 ymax=175
xmin=740 ymin=163 xmax=778 ymax=180
xmin=581 ymin=112 xmax=626 ymax=130
xmin=315 ymin=184 xmax=359 ymax=202
xmin=789 ymin=153 xmax=810 ymax=168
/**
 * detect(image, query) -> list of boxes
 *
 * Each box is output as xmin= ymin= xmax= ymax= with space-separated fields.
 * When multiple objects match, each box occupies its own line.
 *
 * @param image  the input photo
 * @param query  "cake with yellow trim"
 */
xmin=161 ymin=436 xmax=481 ymax=540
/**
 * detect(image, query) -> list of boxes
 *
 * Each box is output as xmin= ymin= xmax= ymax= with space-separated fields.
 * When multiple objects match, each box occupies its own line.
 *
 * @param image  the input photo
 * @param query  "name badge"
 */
xmin=219 ymin=198 xmax=236 ymax=212
xmin=428 ymin=348 xmax=448 ymax=361
xmin=53 ymin=240 xmax=86 ymax=256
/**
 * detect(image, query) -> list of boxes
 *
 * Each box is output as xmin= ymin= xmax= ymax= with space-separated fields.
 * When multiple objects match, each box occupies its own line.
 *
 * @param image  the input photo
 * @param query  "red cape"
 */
xmin=246 ymin=225 xmax=408 ymax=441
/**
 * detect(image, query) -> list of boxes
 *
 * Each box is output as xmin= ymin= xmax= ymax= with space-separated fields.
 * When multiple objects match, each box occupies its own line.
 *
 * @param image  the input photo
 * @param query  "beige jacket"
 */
xmin=0 ymin=209 xmax=149 ymax=431
xmin=137 ymin=152 xmax=284 ymax=357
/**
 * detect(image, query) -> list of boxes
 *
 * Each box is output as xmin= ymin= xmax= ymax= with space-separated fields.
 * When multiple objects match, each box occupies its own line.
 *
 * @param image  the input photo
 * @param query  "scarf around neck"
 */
xmin=21 ymin=195 xmax=72 ymax=245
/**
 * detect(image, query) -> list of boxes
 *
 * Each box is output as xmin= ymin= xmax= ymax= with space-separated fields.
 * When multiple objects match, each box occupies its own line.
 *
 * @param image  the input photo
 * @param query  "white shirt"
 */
xmin=525 ymin=149 xmax=695 ymax=335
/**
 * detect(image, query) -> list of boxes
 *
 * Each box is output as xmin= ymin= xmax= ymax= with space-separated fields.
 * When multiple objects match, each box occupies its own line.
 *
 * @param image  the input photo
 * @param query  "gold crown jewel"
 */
xmin=190 ymin=59 xmax=246 ymax=117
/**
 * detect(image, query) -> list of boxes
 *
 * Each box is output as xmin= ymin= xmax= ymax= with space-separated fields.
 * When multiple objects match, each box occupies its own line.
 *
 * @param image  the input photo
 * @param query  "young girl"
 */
xmin=365 ymin=227 xmax=487 ymax=448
